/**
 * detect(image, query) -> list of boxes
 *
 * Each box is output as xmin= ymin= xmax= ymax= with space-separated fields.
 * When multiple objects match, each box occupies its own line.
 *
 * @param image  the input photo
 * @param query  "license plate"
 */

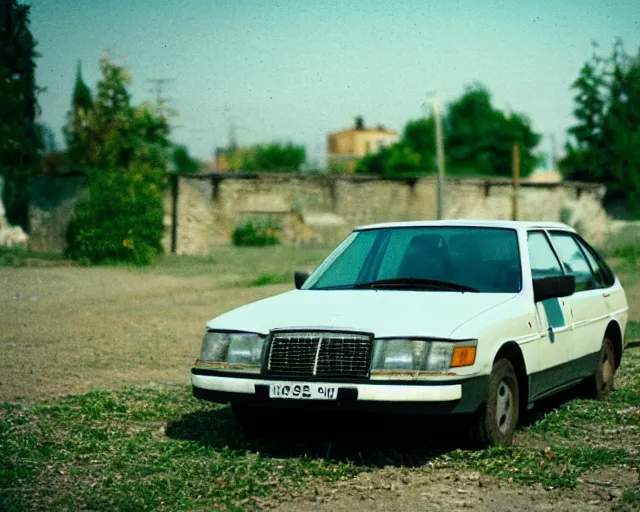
xmin=269 ymin=382 xmax=338 ymax=400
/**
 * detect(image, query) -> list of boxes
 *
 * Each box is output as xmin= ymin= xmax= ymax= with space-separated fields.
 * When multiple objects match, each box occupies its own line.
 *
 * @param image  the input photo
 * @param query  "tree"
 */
xmin=561 ymin=44 xmax=608 ymax=182
xmin=63 ymin=60 xmax=93 ymax=164
xmin=252 ymin=143 xmax=305 ymax=171
xmin=561 ymin=40 xmax=640 ymax=212
xmin=172 ymin=144 xmax=201 ymax=174
xmin=65 ymin=57 xmax=170 ymax=264
xmin=445 ymin=85 xmax=540 ymax=177
xmin=0 ymin=0 xmax=41 ymax=230
xmin=224 ymin=142 xmax=306 ymax=172
xmin=356 ymin=86 xmax=540 ymax=178
xmin=355 ymin=117 xmax=436 ymax=177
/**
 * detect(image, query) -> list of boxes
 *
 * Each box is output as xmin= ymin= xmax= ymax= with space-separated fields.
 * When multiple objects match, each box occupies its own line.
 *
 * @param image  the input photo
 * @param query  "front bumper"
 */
xmin=191 ymin=368 xmax=487 ymax=415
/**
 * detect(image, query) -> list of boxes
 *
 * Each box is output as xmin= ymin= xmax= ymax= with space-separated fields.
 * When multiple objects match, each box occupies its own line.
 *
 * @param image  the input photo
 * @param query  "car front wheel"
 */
xmin=471 ymin=358 xmax=520 ymax=448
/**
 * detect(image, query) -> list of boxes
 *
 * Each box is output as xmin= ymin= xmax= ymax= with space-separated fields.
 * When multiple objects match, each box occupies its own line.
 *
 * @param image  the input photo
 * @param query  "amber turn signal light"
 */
xmin=451 ymin=346 xmax=476 ymax=367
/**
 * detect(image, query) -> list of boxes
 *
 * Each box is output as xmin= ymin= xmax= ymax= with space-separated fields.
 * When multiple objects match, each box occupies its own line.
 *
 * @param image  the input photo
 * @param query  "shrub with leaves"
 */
xmin=65 ymin=167 xmax=164 ymax=265
xmin=63 ymin=57 xmax=170 ymax=265
xmin=231 ymin=217 xmax=281 ymax=247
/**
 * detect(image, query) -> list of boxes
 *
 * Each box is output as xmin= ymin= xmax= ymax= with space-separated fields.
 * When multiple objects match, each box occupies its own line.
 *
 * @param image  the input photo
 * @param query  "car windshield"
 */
xmin=304 ymin=226 xmax=522 ymax=293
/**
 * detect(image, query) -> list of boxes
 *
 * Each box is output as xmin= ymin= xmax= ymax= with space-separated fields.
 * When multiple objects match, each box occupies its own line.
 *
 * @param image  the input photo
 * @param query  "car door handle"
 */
xmin=603 ymin=291 xmax=611 ymax=298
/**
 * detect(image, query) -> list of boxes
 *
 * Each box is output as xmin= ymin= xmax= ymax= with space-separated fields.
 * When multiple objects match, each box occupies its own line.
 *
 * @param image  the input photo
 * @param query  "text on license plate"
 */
xmin=269 ymin=382 xmax=338 ymax=400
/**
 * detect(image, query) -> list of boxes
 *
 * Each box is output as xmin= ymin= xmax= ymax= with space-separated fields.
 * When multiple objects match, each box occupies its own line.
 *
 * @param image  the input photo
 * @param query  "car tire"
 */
xmin=471 ymin=358 xmax=520 ymax=448
xmin=581 ymin=336 xmax=616 ymax=400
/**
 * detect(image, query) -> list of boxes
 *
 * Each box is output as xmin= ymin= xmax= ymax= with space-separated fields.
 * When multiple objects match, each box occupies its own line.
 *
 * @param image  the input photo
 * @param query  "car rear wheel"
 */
xmin=471 ymin=358 xmax=520 ymax=448
xmin=581 ymin=336 xmax=616 ymax=400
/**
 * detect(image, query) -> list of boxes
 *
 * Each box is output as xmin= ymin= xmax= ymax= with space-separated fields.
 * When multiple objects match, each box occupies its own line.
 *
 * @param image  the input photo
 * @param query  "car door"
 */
xmin=526 ymin=230 xmax=575 ymax=397
xmin=547 ymin=231 xmax=608 ymax=376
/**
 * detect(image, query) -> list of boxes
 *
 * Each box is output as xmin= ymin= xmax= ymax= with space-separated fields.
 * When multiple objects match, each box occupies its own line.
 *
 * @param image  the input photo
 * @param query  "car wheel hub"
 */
xmin=496 ymin=380 xmax=513 ymax=434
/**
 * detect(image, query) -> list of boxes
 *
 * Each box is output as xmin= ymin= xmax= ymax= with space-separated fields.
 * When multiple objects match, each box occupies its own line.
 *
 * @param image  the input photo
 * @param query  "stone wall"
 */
xmin=23 ymin=172 xmax=612 ymax=255
xmin=28 ymin=174 xmax=87 ymax=253
xmin=163 ymin=173 xmax=610 ymax=255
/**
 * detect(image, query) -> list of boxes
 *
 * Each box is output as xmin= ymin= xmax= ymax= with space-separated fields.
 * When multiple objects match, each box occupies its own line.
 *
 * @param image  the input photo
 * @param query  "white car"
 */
xmin=192 ymin=220 xmax=628 ymax=446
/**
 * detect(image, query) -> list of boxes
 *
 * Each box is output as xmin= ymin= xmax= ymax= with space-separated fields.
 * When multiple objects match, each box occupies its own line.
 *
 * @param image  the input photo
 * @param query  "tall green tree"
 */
xmin=172 ymin=144 xmax=201 ymax=174
xmin=562 ymin=40 xmax=640 ymax=211
xmin=65 ymin=57 xmax=171 ymax=265
xmin=355 ymin=117 xmax=436 ymax=177
xmin=445 ymin=85 xmax=540 ymax=177
xmin=226 ymin=142 xmax=306 ymax=172
xmin=0 ymin=0 xmax=41 ymax=229
xmin=561 ymin=44 xmax=608 ymax=182
xmin=356 ymin=86 xmax=540 ymax=178
xmin=63 ymin=60 xmax=93 ymax=165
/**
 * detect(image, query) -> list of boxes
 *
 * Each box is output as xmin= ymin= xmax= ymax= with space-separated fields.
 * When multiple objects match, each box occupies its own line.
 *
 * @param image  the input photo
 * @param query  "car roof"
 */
xmin=354 ymin=219 xmax=575 ymax=232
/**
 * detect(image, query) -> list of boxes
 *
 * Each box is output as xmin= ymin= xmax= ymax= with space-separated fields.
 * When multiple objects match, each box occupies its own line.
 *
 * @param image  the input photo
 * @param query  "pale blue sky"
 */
xmin=29 ymin=0 xmax=640 ymax=167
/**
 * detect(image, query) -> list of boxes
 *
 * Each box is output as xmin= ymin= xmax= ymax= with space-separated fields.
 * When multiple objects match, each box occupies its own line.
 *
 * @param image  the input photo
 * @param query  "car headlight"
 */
xmin=371 ymin=338 xmax=477 ymax=373
xmin=198 ymin=330 xmax=265 ymax=372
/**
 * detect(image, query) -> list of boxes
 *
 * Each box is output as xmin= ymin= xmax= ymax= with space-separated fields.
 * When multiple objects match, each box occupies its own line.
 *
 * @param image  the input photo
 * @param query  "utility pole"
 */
xmin=505 ymin=105 xmax=519 ymax=221
xmin=147 ymin=77 xmax=182 ymax=130
xmin=147 ymin=77 xmax=174 ymax=111
xmin=223 ymin=104 xmax=239 ymax=149
xmin=512 ymin=142 xmax=520 ymax=221
xmin=433 ymin=99 xmax=446 ymax=220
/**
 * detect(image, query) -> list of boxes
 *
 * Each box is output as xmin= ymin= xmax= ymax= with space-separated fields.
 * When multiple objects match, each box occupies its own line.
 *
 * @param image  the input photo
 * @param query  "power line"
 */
xmin=147 ymin=78 xmax=175 ymax=108
xmin=146 ymin=77 xmax=182 ymax=131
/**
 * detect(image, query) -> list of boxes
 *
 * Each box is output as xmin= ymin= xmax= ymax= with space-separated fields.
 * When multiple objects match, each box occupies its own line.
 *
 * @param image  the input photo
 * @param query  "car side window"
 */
xmin=575 ymin=236 xmax=616 ymax=288
xmin=549 ymin=232 xmax=598 ymax=292
xmin=573 ymin=237 xmax=606 ymax=288
xmin=527 ymin=231 xmax=563 ymax=279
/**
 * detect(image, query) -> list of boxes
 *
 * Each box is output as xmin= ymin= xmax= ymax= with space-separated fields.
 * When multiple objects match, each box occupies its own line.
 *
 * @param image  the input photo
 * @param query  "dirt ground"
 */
xmin=1 ymin=251 xmax=638 ymax=511
xmin=273 ymin=466 xmax=639 ymax=512
xmin=0 ymin=265 xmax=293 ymax=400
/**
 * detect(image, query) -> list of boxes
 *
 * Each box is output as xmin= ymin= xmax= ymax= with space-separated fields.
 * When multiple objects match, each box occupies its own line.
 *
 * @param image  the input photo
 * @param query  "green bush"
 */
xmin=248 ymin=271 xmax=290 ymax=287
xmin=65 ymin=168 xmax=164 ymax=265
xmin=231 ymin=217 xmax=281 ymax=247
xmin=611 ymin=244 xmax=640 ymax=264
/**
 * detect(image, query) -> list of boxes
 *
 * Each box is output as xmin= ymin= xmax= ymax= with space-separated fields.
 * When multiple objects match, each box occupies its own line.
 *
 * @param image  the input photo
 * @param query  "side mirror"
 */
xmin=294 ymin=271 xmax=310 ymax=289
xmin=533 ymin=275 xmax=575 ymax=303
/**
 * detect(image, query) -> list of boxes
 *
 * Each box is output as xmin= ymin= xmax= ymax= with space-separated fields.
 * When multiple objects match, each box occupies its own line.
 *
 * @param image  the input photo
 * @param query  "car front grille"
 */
xmin=266 ymin=331 xmax=373 ymax=378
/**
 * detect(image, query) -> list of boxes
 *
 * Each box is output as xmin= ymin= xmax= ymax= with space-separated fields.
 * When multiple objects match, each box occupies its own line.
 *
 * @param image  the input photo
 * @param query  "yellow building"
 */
xmin=327 ymin=118 xmax=398 ymax=174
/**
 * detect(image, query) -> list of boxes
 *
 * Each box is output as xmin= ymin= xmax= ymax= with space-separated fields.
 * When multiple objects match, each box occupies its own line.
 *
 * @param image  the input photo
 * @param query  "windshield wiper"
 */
xmin=353 ymin=277 xmax=478 ymax=293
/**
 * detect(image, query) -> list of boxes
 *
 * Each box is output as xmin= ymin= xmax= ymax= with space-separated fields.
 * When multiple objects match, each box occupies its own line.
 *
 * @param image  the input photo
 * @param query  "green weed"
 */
xmin=248 ymin=271 xmax=291 ymax=287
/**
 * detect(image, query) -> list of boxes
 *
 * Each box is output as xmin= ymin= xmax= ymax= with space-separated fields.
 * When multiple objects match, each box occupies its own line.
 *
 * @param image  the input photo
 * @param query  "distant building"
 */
xmin=527 ymin=168 xmax=563 ymax=183
xmin=327 ymin=117 xmax=398 ymax=174
xmin=213 ymin=148 xmax=231 ymax=172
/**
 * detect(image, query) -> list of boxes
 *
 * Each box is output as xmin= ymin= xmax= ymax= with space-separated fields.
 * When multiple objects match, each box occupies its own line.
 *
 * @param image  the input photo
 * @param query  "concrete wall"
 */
xmin=163 ymin=173 xmax=610 ymax=255
xmin=27 ymin=174 xmax=87 ymax=253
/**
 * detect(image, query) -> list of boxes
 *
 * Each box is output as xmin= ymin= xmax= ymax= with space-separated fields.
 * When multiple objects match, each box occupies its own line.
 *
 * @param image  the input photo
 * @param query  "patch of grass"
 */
xmin=612 ymin=244 xmax=640 ymax=265
xmin=0 ymin=386 xmax=363 ymax=511
xmin=441 ymin=446 xmax=631 ymax=488
xmin=0 ymin=245 xmax=66 ymax=267
xmin=248 ymin=271 xmax=292 ymax=287
xmin=151 ymin=245 xmax=331 ymax=281
xmin=626 ymin=320 xmax=640 ymax=342
xmin=2 ymin=347 xmax=639 ymax=510
xmin=616 ymin=485 xmax=640 ymax=511
xmin=1 ymin=248 xmax=639 ymax=509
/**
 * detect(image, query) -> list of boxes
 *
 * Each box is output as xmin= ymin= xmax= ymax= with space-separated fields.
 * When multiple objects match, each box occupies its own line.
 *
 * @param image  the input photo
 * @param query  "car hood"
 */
xmin=207 ymin=289 xmax=517 ymax=339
